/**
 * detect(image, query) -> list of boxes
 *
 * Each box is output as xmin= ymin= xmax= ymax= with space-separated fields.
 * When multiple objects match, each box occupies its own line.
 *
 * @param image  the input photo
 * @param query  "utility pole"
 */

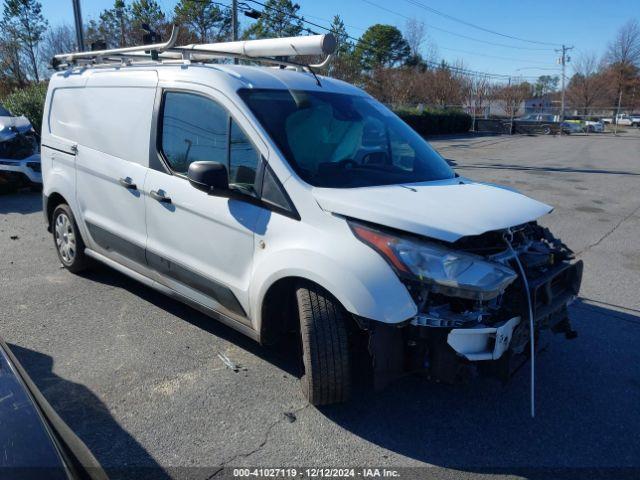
xmin=231 ymin=0 xmax=238 ymax=64
xmin=72 ymin=0 xmax=85 ymax=51
xmin=557 ymin=44 xmax=573 ymax=133
xmin=508 ymin=76 xmax=514 ymax=135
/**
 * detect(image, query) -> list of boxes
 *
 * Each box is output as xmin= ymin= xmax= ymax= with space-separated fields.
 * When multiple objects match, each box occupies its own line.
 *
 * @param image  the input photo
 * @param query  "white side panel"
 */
xmin=49 ymin=73 xmax=157 ymax=166
xmin=75 ymin=146 xmax=149 ymax=253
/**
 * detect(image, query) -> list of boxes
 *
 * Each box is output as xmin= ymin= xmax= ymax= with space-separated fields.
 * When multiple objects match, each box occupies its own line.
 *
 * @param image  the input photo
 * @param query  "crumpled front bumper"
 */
xmin=445 ymin=260 xmax=583 ymax=362
xmin=447 ymin=316 xmax=521 ymax=361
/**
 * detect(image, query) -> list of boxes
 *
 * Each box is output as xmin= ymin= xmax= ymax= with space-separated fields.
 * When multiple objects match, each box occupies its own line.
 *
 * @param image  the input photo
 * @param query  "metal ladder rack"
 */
xmin=52 ymin=26 xmax=335 ymax=72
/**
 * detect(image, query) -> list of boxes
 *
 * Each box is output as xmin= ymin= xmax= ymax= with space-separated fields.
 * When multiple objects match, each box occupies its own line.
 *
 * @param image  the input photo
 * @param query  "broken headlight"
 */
xmin=350 ymin=222 xmax=517 ymax=300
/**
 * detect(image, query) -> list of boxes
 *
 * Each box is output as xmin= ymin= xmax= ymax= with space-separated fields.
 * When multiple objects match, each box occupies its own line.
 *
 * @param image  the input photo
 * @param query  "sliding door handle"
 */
xmin=150 ymin=190 xmax=172 ymax=204
xmin=118 ymin=177 xmax=137 ymax=190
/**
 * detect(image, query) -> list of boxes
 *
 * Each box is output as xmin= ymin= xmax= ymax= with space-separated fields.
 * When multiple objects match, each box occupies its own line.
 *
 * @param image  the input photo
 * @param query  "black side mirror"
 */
xmin=187 ymin=161 xmax=229 ymax=195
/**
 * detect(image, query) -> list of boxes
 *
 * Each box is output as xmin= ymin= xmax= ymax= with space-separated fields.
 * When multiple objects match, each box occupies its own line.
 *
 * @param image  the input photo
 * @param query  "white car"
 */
xmin=0 ymin=104 xmax=41 ymax=188
xmin=584 ymin=120 xmax=604 ymax=133
xmin=602 ymin=114 xmax=637 ymax=126
xmin=42 ymin=34 xmax=582 ymax=405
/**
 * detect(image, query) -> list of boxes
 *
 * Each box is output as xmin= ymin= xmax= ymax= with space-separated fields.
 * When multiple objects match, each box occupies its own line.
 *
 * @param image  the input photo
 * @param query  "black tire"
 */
xmin=296 ymin=282 xmax=351 ymax=406
xmin=52 ymin=204 xmax=90 ymax=273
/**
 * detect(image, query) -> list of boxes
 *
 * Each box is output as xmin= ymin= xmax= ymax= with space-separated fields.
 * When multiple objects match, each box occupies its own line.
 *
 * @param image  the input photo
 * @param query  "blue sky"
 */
xmin=44 ymin=0 xmax=639 ymax=79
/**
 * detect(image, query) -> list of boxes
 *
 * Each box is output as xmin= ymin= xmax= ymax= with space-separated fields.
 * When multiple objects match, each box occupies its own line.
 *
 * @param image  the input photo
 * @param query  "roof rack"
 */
xmin=52 ymin=26 xmax=336 ymax=72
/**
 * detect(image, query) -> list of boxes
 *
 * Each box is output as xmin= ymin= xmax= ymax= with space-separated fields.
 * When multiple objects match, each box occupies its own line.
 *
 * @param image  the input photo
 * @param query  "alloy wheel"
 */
xmin=55 ymin=212 xmax=76 ymax=264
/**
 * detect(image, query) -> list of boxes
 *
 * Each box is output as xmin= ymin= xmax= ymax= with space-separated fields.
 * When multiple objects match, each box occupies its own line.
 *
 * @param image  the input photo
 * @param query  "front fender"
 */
xmin=250 ymin=242 xmax=417 ymax=332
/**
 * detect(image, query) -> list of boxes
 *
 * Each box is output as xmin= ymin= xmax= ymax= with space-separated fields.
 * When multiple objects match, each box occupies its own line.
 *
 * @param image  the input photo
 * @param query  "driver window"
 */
xmin=160 ymin=92 xmax=228 ymax=174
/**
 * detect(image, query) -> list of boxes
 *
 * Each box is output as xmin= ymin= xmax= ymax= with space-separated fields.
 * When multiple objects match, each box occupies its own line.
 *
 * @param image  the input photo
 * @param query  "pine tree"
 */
xmin=98 ymin=0 xmax=133 ymax=48
xmin=130 ymin=0 xmax=165 ymax=34
xmin=243 ymin=0 xmax=303 ymax=39
xmin=354 ymin=24 xmax=410 ymax=71
xmin=174 ymin=0 xmax=231 ymax=43
xmin=329 ymin=14 xmax=351 ymax=56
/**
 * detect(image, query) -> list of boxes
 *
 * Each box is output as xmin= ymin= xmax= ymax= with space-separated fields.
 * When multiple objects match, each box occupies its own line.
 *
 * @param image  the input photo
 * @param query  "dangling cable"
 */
xmin=504 ymin=231 xmax=536 ymax=418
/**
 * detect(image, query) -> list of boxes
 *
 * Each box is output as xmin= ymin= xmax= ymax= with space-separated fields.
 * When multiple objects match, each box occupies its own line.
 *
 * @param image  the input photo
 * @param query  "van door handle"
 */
xmin=118 ymin=177 xmax=137 ymax=190
xmin=150 ymin=190 xmax=172 ymax=204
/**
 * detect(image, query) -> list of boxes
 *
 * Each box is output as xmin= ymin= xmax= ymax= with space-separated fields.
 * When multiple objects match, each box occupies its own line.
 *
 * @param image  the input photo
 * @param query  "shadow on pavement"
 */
xmin=68 ymin=263 xmax=640 ymax=475
xmin=8 ymin=344 xmax=172 ymax=480
xmin=77 ymin=266 xmax=302 ymax=378
xmin=0 ymin=191 xmax=42 ymax=214
xmin=318 ymin=299 xmax=640 ymax=475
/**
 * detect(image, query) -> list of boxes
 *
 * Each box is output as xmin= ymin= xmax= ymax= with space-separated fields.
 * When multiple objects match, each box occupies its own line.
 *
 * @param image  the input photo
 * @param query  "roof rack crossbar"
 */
xmin=53 ymin=25 xmax=180 ymax=63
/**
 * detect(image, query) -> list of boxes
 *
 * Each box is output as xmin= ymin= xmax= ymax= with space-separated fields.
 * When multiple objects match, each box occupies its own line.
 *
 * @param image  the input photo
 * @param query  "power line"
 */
xmin=438 ymin=47 xmax=555 ymax=65
xmin=401 ymin=0 xmax=563 ymax=47
xmin=209 ymin=0 xmax=551 ymax=81
xmin=361 ymin=0 xmax=554 ymax=52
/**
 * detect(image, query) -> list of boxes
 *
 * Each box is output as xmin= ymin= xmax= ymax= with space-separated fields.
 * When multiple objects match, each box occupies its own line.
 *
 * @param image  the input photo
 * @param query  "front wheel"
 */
xmin=296 ymin=282 xmax=351 ymax=406
xmin=52 ymin=204 xmax=90 ymax=273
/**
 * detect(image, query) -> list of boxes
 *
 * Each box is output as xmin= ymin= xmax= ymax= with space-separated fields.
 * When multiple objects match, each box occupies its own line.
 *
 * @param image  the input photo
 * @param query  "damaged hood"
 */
xmin=313 ymin=179 xmax=552 ymax=243
xmin=0 ymin=115 xmax=33 ymax=142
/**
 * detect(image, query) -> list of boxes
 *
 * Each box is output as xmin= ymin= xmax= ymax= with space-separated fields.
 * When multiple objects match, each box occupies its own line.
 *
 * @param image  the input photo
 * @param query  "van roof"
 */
xmin=50 ymin=63 xmax=366 ymax=98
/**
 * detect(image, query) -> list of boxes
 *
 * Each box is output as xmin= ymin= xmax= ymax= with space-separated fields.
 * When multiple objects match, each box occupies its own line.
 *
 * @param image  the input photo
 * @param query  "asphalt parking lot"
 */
xmin=2 ymin=130 xmax=640 ymax=479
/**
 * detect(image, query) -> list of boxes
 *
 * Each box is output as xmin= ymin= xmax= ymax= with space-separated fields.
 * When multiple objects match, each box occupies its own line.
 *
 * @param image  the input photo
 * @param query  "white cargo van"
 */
xmin=42 ymin=32 xmax=582 ymax=406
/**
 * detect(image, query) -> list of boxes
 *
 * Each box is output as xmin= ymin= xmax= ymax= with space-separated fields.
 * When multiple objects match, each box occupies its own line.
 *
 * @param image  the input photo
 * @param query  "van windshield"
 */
xmin=238 ymin=89 xmax=454 ymax=188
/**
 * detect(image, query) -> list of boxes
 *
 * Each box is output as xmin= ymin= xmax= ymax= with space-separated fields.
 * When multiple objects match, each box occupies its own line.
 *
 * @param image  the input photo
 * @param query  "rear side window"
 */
xmin=160 ymin=92 xmax=228 ymax=174
xmin=0 ymin=104 xmax=11 ymax=116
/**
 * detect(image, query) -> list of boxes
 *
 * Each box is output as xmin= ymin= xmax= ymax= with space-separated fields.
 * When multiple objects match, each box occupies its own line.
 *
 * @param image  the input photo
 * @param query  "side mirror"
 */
xmin=187 ymin=161 xmax=229 ymax=195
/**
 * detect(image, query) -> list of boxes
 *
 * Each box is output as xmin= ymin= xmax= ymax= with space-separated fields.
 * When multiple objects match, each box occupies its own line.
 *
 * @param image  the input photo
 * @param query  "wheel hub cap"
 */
xmin=55 ymin=213 xmax=76 ymax=264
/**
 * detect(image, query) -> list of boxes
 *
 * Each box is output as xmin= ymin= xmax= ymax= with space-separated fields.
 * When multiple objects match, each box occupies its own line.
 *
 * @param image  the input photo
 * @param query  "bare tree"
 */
xmin=607 ymin=19 xmax=640 ymax=66
xmin=0 ymin=25 xmax=26 ymax=87
xmin=2 ymin=0 xmax=48 ymax=82
xmin=606 ymin=19 xmax=640 ymax=114
xmin=496 ymin=82 xmax=531 ymax=118
xmin=422 ymin=62 xmax=466 ymax=108
xmin=404 ymin=19 xmax=425 ymax=58
xmin=365 ymin=67 xmax=420 ymax=107
xmin=40 ymin=24 xmax=76 ymax=69
xmin=566 ymin=52 xmax=610 ymax=115
xmin=464 ymin=75 xmax=493 ymax=125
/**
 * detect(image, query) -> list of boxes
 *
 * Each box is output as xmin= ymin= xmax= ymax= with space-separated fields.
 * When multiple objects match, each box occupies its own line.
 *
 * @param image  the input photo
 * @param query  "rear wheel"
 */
xmin=52 ymin=204 xmax=90 ymax=273
xmin=296 ymin=282 xmax=351 ymax=406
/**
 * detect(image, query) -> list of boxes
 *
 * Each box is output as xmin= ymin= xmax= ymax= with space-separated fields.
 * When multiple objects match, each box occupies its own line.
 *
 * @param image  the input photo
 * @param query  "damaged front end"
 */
xmin=0 ymin=114 xmax=41 ymax=189
xmin=351 ymin=221 xmax=583 ymax=387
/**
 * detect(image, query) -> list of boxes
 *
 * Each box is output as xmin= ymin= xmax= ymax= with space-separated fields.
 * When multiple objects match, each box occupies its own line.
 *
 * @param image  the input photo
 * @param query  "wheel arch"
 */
xmin=259 ymin=275 xmax=363 ymax=346
xmin=44 ymin=192 xmax=69 ymax=231
xmin=251 ymin=249 xmax=417 ymax=344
